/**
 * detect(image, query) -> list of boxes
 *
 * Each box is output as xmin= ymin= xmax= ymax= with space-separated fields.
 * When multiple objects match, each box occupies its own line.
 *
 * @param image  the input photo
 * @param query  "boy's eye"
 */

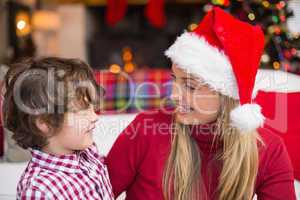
xmin=75 ymin=107 xmax=90 ymax=115
xmin=75 ymin=110 xmax=88 ymax=116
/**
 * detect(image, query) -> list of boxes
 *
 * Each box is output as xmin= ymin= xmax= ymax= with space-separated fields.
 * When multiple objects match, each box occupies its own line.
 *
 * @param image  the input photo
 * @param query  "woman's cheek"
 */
xmin=193 ymin=92 xmax=220 ymax=114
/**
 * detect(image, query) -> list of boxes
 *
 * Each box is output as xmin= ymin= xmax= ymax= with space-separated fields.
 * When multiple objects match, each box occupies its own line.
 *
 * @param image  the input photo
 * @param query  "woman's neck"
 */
xmin=189 ymin=120 xmax=218 ymax=134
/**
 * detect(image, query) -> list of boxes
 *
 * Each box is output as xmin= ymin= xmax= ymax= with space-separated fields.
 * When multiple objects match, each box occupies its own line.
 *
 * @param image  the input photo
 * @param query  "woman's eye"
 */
xmin=185 ymin=84 xmax=196 ymax=91
xmin=170 ymin=74 xmax=176 ymax=80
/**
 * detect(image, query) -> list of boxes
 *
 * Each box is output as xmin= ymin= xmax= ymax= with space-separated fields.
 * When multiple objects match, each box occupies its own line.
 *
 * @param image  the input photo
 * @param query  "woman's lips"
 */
xmin=176 ymin=105 xmax=194 ymax=114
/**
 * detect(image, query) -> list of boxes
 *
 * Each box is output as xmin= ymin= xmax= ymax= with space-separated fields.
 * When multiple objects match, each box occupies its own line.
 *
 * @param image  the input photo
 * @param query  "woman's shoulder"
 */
xmin=108 ymin=109 xmax=174 ymax=156
xmin=123 ymin=108 xmax=174 ymax=138
xmin=256 ymin=126 xmax=293 ymax=176
xmin=257 ymin=126 xmax=286 ymax=149
xmin=256 ymin=126 xmax=289 ymax=161
xmin=134 ymin=108 xmax=174 ymax=123
xmin=255 ymin=126 xmax=295 ymax=198
xmin=106 ymin=109 xmax=175 ymax=197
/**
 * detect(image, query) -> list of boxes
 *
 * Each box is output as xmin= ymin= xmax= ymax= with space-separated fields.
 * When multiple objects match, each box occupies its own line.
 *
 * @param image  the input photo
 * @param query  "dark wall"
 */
xmin=7 ymin=1 xmax=35 ymax=63
xmin=87 ymin=4 xmax=204 ymax=69
xmin=0 ymin=1 xmax=7 ymax=63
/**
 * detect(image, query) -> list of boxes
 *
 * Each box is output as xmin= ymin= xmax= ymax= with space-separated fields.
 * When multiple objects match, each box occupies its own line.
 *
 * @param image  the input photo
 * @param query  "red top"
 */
xmin=255 ymin=91 xmax=300 ymax=180
xmin=106 ymin=110 xmax=296 ymax=200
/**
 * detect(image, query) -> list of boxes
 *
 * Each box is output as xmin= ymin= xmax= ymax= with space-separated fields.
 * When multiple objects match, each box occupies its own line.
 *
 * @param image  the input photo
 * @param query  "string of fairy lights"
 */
xmin=189 ymin=0 xmax=300 ymax=74
xmin=105 ymin=0 xmax=299 ymax=74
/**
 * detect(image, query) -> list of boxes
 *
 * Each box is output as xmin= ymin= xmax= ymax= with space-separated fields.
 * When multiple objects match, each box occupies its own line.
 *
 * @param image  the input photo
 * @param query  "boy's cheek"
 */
xmin=65 ymin=114 xmax=90 ymax=131
xmin=75 ymin=119 xmax=90 ymax=133
xmin=65 ymin=113 xmax=78 ymax=126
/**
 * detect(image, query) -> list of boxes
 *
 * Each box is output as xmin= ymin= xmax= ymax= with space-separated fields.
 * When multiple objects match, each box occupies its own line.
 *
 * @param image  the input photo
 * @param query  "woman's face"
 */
xmin=171 ymin=64 xmax=221 ymax=125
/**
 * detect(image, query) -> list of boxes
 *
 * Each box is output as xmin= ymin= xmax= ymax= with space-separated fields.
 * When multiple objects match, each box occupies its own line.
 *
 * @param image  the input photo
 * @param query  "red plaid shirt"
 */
xmin=17 ymin=144 xmax=114 ymax=200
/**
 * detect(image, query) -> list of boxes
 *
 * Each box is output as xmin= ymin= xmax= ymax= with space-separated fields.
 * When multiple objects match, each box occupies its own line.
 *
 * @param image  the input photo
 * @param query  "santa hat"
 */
xmin=165 ymin=7 xmax=265 ymax=133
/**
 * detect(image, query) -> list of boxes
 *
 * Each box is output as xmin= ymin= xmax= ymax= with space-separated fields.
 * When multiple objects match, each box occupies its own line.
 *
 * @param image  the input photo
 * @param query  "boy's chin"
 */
xmin=75 ymin=139 xmax=94 ymax=151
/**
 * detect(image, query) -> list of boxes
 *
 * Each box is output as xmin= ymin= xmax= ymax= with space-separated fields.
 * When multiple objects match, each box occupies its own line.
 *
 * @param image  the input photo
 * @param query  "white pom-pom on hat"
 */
xmin=230 ymin=104 xmax=265 ymax=133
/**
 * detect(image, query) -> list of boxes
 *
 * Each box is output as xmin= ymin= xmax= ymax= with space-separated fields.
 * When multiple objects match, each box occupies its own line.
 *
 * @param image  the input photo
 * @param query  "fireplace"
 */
xmin=86 ymin=3 xmax=204 ymax=69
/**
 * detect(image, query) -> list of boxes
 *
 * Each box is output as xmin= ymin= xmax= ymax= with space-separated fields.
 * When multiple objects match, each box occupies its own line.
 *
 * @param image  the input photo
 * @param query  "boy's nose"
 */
xmin=89 ymin=111 xmax=99 ymax=124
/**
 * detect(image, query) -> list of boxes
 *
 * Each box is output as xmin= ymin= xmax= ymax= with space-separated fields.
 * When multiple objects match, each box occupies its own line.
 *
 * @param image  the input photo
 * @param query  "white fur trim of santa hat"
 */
xmin=165 ymin=31 xmax=239 ymax=99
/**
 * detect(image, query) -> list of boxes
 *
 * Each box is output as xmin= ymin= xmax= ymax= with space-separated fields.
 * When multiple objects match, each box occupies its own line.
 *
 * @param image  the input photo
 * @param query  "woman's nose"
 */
xmin=170 ymin=82 xmax=182 ymax=103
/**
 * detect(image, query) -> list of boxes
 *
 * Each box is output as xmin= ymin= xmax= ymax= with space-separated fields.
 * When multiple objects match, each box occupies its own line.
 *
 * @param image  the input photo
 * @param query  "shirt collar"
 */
xmin=30 ymin=148 xmax=81 ymax=173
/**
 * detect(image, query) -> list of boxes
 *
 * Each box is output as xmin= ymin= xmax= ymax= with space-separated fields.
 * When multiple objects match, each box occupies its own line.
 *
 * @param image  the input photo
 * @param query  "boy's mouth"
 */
xmin=86 ymin=125 xmax=96 ymax=134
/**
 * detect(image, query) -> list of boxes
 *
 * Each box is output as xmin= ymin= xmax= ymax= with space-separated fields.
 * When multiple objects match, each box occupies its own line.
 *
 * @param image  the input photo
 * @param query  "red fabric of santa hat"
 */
xmin=165 ymin=7 xmax=265 ymax=133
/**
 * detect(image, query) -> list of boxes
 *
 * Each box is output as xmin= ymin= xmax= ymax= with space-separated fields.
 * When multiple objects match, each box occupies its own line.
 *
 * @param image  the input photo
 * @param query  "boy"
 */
xmin=2 ymin=57 xmax=114 ymax=200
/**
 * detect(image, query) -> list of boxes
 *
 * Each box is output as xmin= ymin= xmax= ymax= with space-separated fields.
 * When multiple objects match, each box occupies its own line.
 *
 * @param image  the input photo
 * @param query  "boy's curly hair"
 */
xmin=2 ymin=57 xmax=104 ymax=150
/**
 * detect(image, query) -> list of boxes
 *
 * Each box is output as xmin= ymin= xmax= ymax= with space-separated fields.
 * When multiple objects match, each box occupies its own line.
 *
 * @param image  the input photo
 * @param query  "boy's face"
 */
xmin=48 ymin=105 xmax=99 ymax=153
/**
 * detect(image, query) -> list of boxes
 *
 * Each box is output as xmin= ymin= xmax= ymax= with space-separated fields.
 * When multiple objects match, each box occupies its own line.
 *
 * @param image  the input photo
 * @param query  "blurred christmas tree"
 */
xmin=203 ymin=0 xmax=300 ymax=74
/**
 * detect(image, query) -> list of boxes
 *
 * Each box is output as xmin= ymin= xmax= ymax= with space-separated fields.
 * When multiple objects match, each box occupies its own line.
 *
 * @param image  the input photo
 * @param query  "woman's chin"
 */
xmin=176 ymin=112 xmax=214 ymax=125
xmin=176 ymin=112 xmax=196 ymax=125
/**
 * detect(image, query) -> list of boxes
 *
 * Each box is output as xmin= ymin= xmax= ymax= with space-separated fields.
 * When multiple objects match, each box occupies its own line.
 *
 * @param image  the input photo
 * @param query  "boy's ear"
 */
xmin=35 ymin=118 xmax=51 ymax=136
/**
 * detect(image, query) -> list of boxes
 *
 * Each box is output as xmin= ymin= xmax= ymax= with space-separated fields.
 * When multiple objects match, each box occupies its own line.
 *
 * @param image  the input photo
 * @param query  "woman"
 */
xmin=106 ymin=7 xmax=296 ymax=200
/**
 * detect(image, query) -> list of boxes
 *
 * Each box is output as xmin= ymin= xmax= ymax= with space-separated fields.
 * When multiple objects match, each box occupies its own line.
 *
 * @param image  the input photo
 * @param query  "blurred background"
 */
xmin=0 ymin=0 xmax=299 ymax=114
xmin=0 ymin=2 xmax=300 ymax=198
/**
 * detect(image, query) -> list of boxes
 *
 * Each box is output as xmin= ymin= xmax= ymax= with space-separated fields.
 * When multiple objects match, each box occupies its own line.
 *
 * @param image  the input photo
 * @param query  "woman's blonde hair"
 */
xmin=163 ymin=94 xmax=263 ymax=200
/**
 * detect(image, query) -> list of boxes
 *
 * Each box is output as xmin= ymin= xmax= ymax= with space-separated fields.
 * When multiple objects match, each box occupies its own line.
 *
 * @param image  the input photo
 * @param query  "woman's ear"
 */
xmin=35 ymin=118 xmax=51 ymax=136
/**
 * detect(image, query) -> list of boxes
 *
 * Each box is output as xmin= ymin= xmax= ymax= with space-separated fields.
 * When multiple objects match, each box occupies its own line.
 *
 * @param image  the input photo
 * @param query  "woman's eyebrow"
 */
xmin=171 ymin=73 xmax=199 ymax=84
xmin=181 ymin=76 xmax=198 ymax=83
